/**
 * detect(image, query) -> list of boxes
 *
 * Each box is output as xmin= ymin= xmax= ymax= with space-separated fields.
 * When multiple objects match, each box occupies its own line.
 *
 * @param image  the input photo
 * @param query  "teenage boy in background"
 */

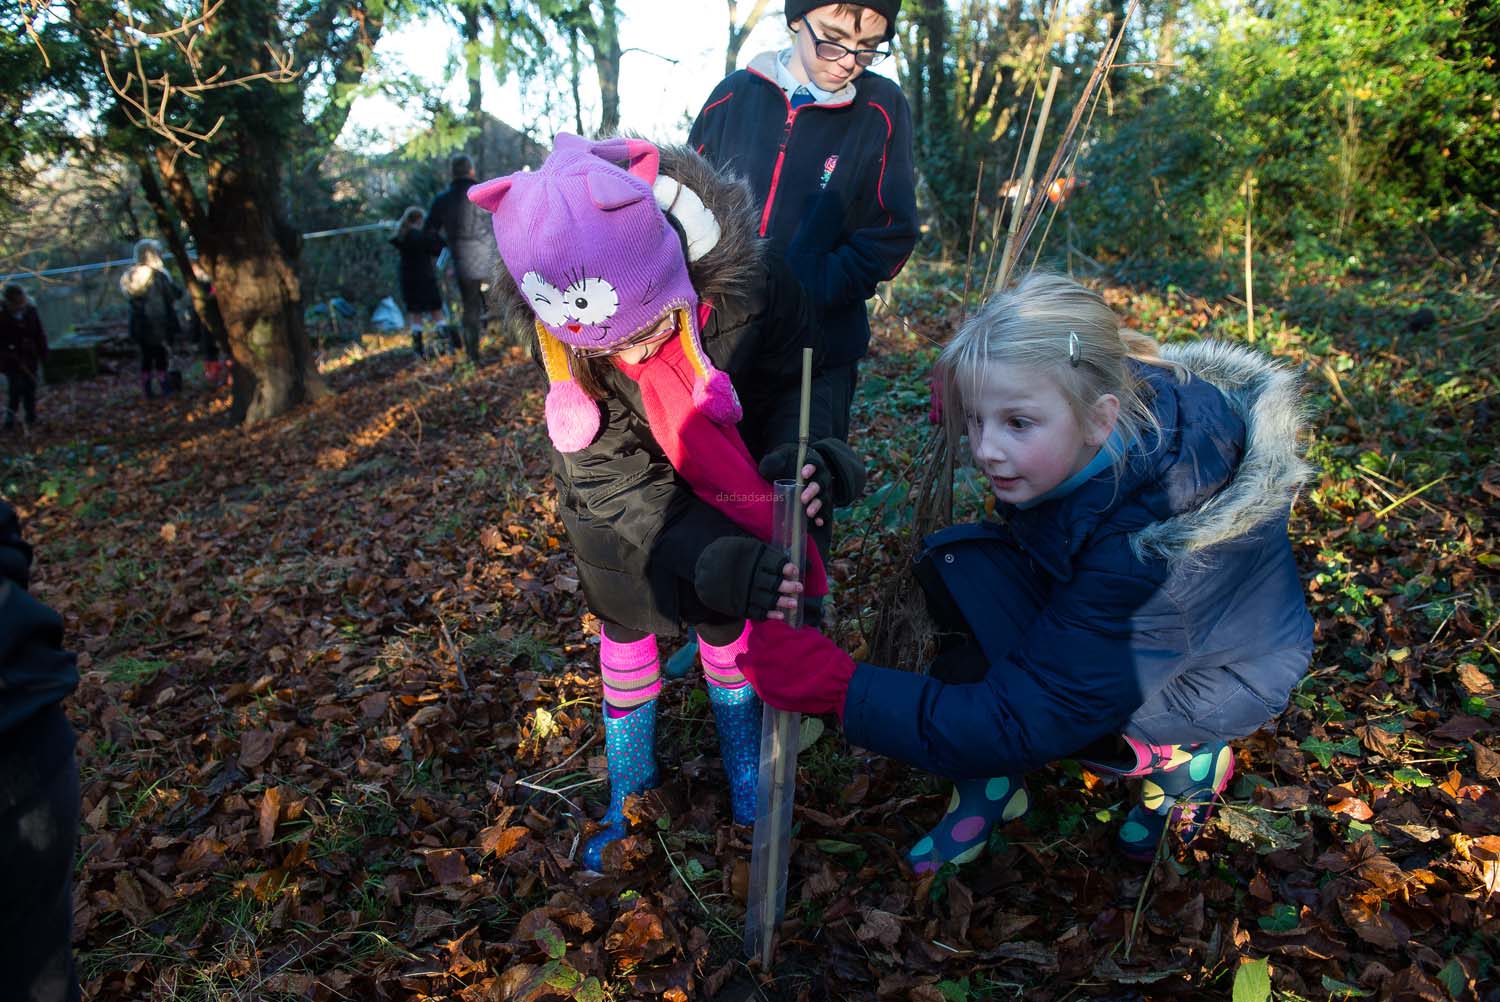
xmin=690 ymin=0 xmax=917 ymax=444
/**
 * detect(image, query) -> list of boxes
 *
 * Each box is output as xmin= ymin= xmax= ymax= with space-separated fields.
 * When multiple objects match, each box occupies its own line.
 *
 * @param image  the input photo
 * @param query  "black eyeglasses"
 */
xmin=803 ymin=21 xmax=890 ymax=68
xmin=569 ymin=315 xmax=678 ymax=360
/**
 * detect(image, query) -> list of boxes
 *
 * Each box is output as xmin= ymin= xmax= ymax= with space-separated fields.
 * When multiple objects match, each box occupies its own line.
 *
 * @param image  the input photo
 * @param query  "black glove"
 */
xmin=758 ymin=443 xmax=832 ymax=511
xmin=810 ymin=437 xmax=866 ymax=507
xmin=757 ymin=439 xmax=868 ymax=509
xmin=694 ymin=537 xmax=787 ymax=620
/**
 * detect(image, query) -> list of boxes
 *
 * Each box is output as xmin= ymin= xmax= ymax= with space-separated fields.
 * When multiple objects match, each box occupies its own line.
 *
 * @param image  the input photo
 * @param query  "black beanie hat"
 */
xmin=785 ymin=1 xmax=902 ymax=40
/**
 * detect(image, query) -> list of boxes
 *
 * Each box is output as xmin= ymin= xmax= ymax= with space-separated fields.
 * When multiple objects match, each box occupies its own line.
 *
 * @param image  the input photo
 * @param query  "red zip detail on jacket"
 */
xmin=758 ymin=118 xmax=795 ymax=237
xmin=745 ymin=66 xmax=855 ymax=238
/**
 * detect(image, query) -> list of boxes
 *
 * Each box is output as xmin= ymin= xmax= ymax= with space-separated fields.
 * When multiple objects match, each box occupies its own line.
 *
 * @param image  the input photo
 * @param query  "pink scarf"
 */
xmin=614 ymin=316 xmax=828 ymax=597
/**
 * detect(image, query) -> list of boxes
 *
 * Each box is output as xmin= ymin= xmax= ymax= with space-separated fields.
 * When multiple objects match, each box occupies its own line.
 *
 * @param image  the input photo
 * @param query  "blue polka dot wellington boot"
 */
xmin=581 ymin=699 xmax=660 ymax=871
xmin=906 ymin=775 xmax=1031 ymax=875
xmin=706 ymin=682 xmax=763 ymax=825
xmin=1114 ymin=741 xmax=1234 ymax=862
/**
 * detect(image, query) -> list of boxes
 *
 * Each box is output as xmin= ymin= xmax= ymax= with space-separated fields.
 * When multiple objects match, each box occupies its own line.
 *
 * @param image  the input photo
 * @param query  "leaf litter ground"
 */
xmin=2 ymin=258 xmax=1497 ymax=1001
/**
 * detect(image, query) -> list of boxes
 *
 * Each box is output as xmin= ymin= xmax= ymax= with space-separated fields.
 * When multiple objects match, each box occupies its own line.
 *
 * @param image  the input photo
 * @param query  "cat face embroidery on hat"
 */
xmin=480 ymin=133 xmax=695 ymax=353
xmin=470 ymin=134 xmax=740 ymax=453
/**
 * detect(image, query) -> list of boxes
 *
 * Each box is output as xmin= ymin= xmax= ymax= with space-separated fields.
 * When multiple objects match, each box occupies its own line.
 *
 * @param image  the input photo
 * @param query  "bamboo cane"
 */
xmin=998 ymin=67 xmax=1061 ymax=289
xmin=1244 ymin=170 xmax=1255 ymax=343
xmin=744 ymin=347 xmax=814 ymax=970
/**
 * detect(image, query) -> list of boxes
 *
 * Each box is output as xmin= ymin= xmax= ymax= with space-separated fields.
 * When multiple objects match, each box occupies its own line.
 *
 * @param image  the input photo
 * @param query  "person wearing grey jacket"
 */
xmin=424 ymin=154 xmax=500 ymax=364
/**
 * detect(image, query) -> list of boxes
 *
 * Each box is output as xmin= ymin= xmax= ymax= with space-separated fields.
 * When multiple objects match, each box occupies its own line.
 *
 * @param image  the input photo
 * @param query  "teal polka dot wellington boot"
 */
xmin=581 ymin=699 xmax=660 ymax=871
xmin=1114 ymin=741 xmax=1234 ymax=862
xmin=662 ymin=630 xmax=698 ymax=680
xmin=907 ymin=775 xmax=1031 ymax=875
xmin=706 ymin=682 xmax=763 ymax=825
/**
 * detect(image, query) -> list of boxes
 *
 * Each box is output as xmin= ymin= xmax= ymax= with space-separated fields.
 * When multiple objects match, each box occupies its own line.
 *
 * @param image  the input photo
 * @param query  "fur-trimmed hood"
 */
xmin=486 ymin=138 xmax=764 ymax=349
xmin=120 ymin=264 xmax=162 ymax=299
xmin=1131 ymin=340 xmax=1312 ymax=562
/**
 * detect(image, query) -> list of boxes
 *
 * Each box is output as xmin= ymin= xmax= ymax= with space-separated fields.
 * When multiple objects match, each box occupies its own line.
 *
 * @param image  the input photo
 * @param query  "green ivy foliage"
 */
xmin=1072 ymin=0 xmax=1499 ymax=259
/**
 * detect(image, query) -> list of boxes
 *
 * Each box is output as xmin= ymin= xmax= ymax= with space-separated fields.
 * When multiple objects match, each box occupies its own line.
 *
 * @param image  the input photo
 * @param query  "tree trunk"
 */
xmin=156 ymin=146 xmax=326 ymax=425
xmin=569 ymin=24 xmax=585 ymax=134
xmin=1108 ymin=0 xmax=1133 ymax=102
xmin=905 ymin=20 xmax=925 ymax=141
xmin=210 ymin=216 xmax=328 ymax=425
xmin=725 ymin=0 xmax=772 ymax=76
xmin=463 ymin=4 xmax=486 ymax=174
xmin=136 ymin=157 xmax=228 ymax=353
xmin=1154 ymin=0 xmax=1181 ymax=79
xmin=924 ymin=0 xmax=948 ymax=124
xmin=590 ymin=0 xmax=621 ymax=134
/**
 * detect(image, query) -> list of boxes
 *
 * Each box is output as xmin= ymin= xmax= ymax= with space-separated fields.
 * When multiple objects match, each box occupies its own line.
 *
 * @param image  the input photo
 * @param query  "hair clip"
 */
xmin=1068 ymin=331 xmax=1081 ymax=368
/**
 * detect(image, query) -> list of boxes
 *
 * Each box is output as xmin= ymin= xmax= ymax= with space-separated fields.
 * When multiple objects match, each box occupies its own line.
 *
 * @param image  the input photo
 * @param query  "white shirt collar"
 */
xmin=775 ymin=48 xmax=837 ymax=104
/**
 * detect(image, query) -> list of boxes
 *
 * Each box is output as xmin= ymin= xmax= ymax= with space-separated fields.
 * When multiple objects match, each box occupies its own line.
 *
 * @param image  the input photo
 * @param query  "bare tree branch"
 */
xmin=63 ymin=0 xmax=300 ymax=158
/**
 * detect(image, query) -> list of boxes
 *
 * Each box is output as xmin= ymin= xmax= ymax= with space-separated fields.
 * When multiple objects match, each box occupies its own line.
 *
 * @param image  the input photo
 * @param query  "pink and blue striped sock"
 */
xmin=601 ymin=632 xmax=661 ymax=718
xmin=699 ymin=621 xmax=751 ymax=689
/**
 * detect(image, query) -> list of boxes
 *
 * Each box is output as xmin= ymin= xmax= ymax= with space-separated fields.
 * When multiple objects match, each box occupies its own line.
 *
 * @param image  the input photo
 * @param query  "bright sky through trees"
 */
xmin=339 ymin=3 xmax=798 ymax=152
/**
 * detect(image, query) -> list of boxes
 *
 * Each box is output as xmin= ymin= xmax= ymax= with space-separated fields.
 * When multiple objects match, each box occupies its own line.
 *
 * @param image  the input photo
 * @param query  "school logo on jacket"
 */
xmin=819 ymin=155 xmax=838 ymax=190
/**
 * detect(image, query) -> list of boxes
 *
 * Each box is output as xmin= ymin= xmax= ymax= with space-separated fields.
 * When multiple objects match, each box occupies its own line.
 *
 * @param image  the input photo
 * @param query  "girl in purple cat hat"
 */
xmin=470 ymin=134 xmax=866 ymax=869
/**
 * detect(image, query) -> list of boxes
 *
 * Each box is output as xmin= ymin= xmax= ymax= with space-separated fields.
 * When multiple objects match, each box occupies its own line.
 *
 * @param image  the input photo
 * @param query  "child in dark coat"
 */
xmin=390 ymin=206 xmax=445 ymax=357
xmin=471 ymin=134 xmax=862 ymax=869
xmin=185 ymin=264 xmax=231 ymax=388
xmin=740 ymin=273 xmax=1315 ymax=868
xmin=1 ymin=283 xmax=48 ymax=429
xmin=118 ymin=239 xmax=182 ymax=398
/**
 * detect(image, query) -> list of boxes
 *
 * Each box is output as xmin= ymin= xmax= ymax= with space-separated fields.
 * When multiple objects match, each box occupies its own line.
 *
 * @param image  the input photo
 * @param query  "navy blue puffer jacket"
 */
xmin=842 ymin=341 xmax=1316 ymax=779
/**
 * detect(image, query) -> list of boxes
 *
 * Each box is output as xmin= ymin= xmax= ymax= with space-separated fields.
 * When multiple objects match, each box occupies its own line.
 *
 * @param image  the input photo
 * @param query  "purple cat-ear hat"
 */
xmin=472 ymin=133 xmax=696 ymax=353
xmin=467 ymin=134 xmax=739 ymax=453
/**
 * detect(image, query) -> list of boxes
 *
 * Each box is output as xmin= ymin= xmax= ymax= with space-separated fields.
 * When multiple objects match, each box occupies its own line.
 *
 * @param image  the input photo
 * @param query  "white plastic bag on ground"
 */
xmin=371 ymin=296 xmax=404 ymax=332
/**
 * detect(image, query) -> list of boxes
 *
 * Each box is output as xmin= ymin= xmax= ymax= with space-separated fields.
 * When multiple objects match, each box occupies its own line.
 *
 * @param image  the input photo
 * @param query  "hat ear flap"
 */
xmin=535 ymin=322 xmax=601 ymax=452
xmin=653 ymin=176 xmax=721 ymax=262
xmin=468 ymin=176 xmax=513 ymax=212
xmin=674 ymin=305 xmax=741 ymax=425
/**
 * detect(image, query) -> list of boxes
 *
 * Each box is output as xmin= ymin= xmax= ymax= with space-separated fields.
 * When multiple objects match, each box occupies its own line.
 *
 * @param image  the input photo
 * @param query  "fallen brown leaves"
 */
xmin=5 ymin=287 xmax=1497 ymax=1001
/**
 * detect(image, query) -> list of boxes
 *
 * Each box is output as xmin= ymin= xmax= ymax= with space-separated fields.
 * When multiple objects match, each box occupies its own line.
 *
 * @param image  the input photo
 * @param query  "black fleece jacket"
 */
xmin=690 ymin=57 xmax=918 ymax=367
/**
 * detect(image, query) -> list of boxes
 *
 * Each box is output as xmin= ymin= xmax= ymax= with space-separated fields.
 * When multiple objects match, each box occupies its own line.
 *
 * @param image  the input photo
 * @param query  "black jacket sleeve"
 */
xmin=688 ymin=78 xmax=733 ymax=158
xmin=424 ymin=190 xmax=450 ymax=239
xmin=0 ymin=503 xmax=79 ymax=737
xmin=841 ymin=541 xmax=1183 ymax=779
xmin=707 ymin=253 xmax=832 ymax=456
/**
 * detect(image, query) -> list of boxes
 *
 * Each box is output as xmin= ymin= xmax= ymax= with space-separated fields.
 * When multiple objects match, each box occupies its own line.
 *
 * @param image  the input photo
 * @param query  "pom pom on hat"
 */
xmin=694 ymin=368 xmax=742 ymax=425
xmin=544 ymin=380 xmax=601 ymax=453
xmin=533 ymin=318 xmax=601 ymax=453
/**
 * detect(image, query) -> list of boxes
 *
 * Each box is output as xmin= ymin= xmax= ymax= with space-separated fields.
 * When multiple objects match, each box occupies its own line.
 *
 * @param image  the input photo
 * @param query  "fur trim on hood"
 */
xmin=486 ymin=138 xmax=763 ymax=348
xmin=1132 ymin=341 xmax=1313 ymax=563
xmin=120 ymin=264 xmax=162 ymax=299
